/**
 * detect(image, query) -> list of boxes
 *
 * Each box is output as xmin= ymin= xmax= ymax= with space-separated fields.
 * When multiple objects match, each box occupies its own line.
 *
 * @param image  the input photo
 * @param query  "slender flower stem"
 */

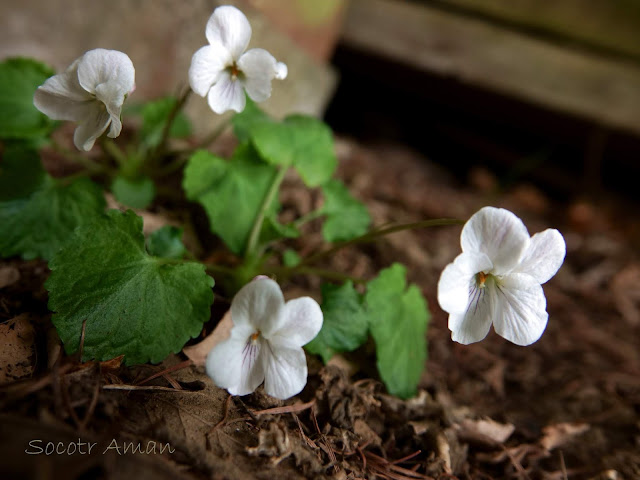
xmin=100 ymin=137 xmax=128 ymax=168
xmin=194 ymin=117 xmax=231 ymax=150
xmin=165 ymin=117 xmax=231 ymax=158
xmin=204 ymin=263 xmax=237 ymax=276
xmin=265 ymin=265 xmax=366 ymax=284
xmin=51 ymin=140 xmax=111 ymax=175
xmin=301 ymin=218 xmax=464 ymax=266
xmin=150 ymin=86 xmax=192 ymax=164
xmin=292 ymin=209 xmax=325 ymax=229
xmin=244 ymin=166 xmax=288 ymax=259
xmin=154 ymin=155 xmax=189 ymax=177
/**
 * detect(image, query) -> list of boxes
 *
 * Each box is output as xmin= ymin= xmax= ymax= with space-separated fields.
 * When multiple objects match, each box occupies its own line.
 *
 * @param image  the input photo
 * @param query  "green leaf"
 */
xmin=111 ymin=175 xmax=155 ymax=209
xmin=0 ymin=148 xmax=105 ymax=260
xmin=259 ymin=214 xmax=300 ymax=246
xmin=183 ymin=146 xmax=278 ymax=255
xmin=321 ymin=179 xmax=371 ymax=242
xmin=147 ymin=226 xmax=186 ymax=259
xmin=365 ymin=264 xmax=429 ymax=399
xmin=46 ymin=210 xmax=214 ymax=364
xmin=251 ymin=114 xmax=337 ymax=187
xmin=305 ymin=281 xmax=370 ymax=363
xmin=232 ymin=96 xmax=272 ymax=143
xmin=138 ymin=96 xmax=192 ymax=148
xmin=0 ymin=145 xmax=47 ymax=201
xmin=0 ymin=58 xmax=57 ymax=140
xmin=282 ymin=249 xmax=301 ymax=267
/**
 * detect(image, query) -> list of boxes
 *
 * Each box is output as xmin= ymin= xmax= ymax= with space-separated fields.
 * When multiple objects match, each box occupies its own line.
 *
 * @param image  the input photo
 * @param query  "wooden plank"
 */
xmin=434 ymin=0 xmax=640 ymax=61
xmin=342 ymin=0 xmax=640 ymax=135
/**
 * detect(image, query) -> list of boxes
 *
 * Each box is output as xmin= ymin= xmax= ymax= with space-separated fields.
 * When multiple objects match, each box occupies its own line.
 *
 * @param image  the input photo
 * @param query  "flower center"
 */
xmin=476 ymin=271 xmax=489 ymax=288
xmin=250 ymin=330 xmax=261 ymax=342
xmin=229 ymin=63 xmax=241 ymax=81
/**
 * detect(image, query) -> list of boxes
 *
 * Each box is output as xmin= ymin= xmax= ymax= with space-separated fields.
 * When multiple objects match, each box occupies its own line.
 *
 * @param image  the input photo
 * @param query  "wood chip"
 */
xmin=540 ymin=422 xmax=590 ymax=451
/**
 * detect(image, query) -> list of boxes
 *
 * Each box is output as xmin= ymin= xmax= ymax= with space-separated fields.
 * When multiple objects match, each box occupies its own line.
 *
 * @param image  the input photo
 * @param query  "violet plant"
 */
xmin=0 ymin=5 xmax=565 ymax=400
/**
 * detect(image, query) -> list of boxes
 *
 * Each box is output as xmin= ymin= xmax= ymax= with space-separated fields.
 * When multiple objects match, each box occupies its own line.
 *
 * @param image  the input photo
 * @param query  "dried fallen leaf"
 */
xmin=0 ymin=265 xmax=20 ymax=289
xmin=458 ymin=417 xmax=515 ymax=446
xmin=354 ymin=418 xmax=381 ymax=447
xmin=611 ymin=264 xmax=640 ymax=326
xmin=183 ymin=311 xmax=232 ymax=366
xmin=246 ymin=421 xmax=292 ymax=464
xmin=0 ymin=314 xmax=35 ymax=384
xmin=540 ymin=422 xmax=590 ymax=451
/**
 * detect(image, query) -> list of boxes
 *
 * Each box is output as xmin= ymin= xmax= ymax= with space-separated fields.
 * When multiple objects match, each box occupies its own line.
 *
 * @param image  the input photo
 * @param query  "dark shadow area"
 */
xmin=326 ymin=43 xmax=640 ymax=203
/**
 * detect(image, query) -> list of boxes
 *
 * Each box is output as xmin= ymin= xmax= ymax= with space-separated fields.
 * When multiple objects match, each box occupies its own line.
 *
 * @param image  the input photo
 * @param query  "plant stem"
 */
xmin=100 ymin=137 xmax=128 ymax=168
xmin=244 ymin=166 xmax=287 ymax=259
xmin=150 ymin=86 xmax=192 ymax=164
xmin=204 ymin=263 xmax=236 ymax=276
xmin=194 ymin=117 xmax=231 ymax=150
xmin=266 ymin=265 xmax=366 ymax=284
xmin=51 ymin=140 xmax=111 ymax=175
xmin=292 ymin=209 xmax=325 ymax=229
xmin=301 ymin=218 xmax=464 ymax=266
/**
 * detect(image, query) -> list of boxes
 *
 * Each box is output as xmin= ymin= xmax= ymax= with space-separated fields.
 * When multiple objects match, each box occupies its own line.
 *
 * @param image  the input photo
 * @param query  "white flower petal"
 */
xmin=206 ymin=325 xmax=265 ymax=396
xmin=275 ymin=62 xmax=288 ymax=80
xmin=438 ymin=251 xmax=493 ymax=314
xmin=267 ymin=297 xmax=323 ymax=348
xmin=262 ymin=344 xmax=307 ymax=399
xmin=461 ymin=207 xmax=530 ymax=274
xmin=514 ymin=229 xmax=566 ymax=284
xmin=34 ymin=90 xmax=94 ymax=123
xmin=33 ymin=60 xmax=93 ymax=122
xmin=206 ymin=5 xmax=251 ymax=60
xmin=448 ymin=282 xmax=496 ymax=344
xmin=237 ymin=48 xmax=282 ymax=102
xmin=493 ymin=273 xmax=548 ymax=346
xmin=189 ymin=44 xmax=232 ymax=97
xmin=206 ymin=71 xmax=246 ymax=113
xmin=231 ymin=277 xmax=284 ymax=334
xmin=73 ymin=107 xmax=111 ymax=151
xmin=77 ymin=49 xmax=135 ymax=97
xmin=94 ymin=82 xmax=125 ymax=138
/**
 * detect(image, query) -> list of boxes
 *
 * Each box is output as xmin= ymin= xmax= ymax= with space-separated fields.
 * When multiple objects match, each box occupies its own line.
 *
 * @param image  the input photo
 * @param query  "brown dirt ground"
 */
xmin=1 ymin=134 xmax=639 ymax=479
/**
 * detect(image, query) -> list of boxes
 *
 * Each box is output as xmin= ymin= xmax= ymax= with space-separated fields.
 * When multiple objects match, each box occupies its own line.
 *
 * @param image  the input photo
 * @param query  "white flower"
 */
xmin=189 ymin=5 xmax=288 ymax=114
xmin=206 ymin=277 xmax=322 ymax=400
xmin=437 ymin=207 xmax=566 ymax=346
xmin=33 ymin=49 xmax=135 ymax=151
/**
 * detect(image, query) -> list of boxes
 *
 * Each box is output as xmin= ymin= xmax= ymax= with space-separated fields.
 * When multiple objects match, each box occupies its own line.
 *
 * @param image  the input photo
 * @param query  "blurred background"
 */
xmin=3 ymin=0 xmax=640 ymax=203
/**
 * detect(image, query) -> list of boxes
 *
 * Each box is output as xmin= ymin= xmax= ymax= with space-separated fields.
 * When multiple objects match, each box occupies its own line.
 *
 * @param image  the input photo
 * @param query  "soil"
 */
xmin=1 ymin=134 xmax=639 ymax=480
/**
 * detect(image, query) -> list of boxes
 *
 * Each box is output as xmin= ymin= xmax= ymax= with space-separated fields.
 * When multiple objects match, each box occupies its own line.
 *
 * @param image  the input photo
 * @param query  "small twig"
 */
xmin=78 ymin=319 xmax=87 ymax=361
xmin=292 ymin=412 xmax=318 ymax=449
xmin=391 ymin=450 xmax=422 ymax=465
xmin=208 ymin=393 xmax=234 ymax=434
xmin=357 ymin=446 xmax=367 ymax=472
xmin=102 ymin=384 xmax=191 ymax=392
xmin=162 ymin=373 xmax=183 ymax=390
xmin=60 ymin=375 xmax=82 ymax=428
xmin=234 ymin=397 xmax=260 ymax=424
xmin=559 ymin=451 xmax=568 ymax=480
xmin=504 ymin=446 xmax=533 ymax=480
xmin=79 ymin=369 xmax=101 ymax=430
xmin=135 ymin=359 xmax=192 ymax=386
xmin=365 ymin=451 xmax=431 ymax=480
xmin=250 ymin=398 xmax=315 ymax=417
